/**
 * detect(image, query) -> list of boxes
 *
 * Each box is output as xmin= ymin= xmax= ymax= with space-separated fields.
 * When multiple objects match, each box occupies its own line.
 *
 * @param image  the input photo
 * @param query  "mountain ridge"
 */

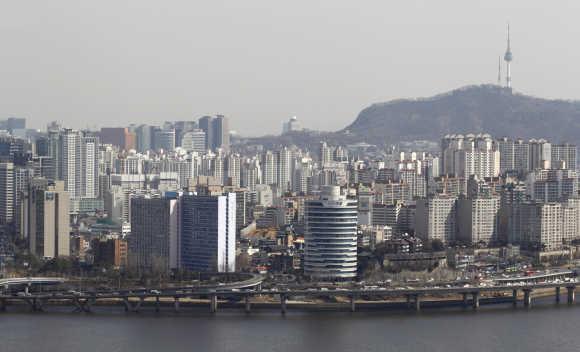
xmin=344 ymin=84 xmax=580 ymax=145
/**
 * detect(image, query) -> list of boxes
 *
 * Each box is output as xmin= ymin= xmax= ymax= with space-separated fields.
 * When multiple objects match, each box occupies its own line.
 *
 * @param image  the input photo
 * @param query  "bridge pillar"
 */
xmin=405 ymin=294 xmax=411 ymax=308
xmin=350 ymin=295 xmax=356 ymax=312
xmin=123 ymin=297 xmax=131 ymax=312
xmin=523 ymin=289 xmax=532 ymax=308
xmin=155 ymin=296 xmax=160 ymax=313
xmin=556 ymin=287 xmax=561 ymax=303
xmin=462 ymin=292 xmax=468 ymax=308
xmin=245 ymin=295 xmax=251 ymax=313
xmin=414 ymin=295 xmax=421 ymax=312
xmin=512 ymin=289 xmax=518 ymax=307
xmin=134 ymin=297 xmax=144 ymax=313
xmin=567 ymin=286 xmax=575 ymax=304
xmin=174 ymin=297 xmax=180 ymax=313
xmin=0 ymin=298 xmax=6 ymax=312
xmin=83 ymin=298 xmax=93 ymax=313
xmin=210 ymin=294 xmax=218 ymax=313
xmin=280 ymin=294 xmax=287 ymax=315
xmin=472 ymin=292 xmax=480 ymax=310
xmin=38 ymin=298 xmax=48 ymax=312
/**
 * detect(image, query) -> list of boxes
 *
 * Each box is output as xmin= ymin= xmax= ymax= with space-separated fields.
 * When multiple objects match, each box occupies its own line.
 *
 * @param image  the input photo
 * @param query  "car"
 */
xmin=150 ymin=290 xmax=161 ymax=295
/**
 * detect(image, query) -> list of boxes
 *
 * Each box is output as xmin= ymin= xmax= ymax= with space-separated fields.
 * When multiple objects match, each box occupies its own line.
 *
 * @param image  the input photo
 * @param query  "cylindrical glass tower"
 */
xmin=305 ymin=186 xmax=358 ymax=280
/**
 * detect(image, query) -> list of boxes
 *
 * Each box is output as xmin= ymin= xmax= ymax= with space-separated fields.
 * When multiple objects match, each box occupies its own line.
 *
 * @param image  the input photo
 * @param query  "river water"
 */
xmin=2 ymin=300 xmax=579 ymax=352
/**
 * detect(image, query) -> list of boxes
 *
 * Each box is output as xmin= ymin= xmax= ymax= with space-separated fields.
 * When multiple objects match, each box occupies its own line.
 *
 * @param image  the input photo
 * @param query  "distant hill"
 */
xmin=344 ymin=85 xmax=580 ymax=145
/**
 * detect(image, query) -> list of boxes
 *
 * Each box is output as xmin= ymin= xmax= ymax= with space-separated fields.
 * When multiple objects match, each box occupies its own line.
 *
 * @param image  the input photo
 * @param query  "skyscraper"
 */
xmin=154 ymin=129 xmax=176 ymax=152
xmin=24 ymin=180 xmax=70 ymax=258
xmin=212 ymin=115 xmax=230 ymax=151
xmin=304 ymin=186 xmax=358 ymax=280
xmin=129 ymin=194 xmax=179 ymax=272
xmin=180 ymin=193 xmax=236 ymax=272
xmin=198 ymin=115 xmax=230 ymax=152
xmin=198 ymin=116 xmax=213 ymax=151
xmin=134 ymin=124 xmax=153 ymax=153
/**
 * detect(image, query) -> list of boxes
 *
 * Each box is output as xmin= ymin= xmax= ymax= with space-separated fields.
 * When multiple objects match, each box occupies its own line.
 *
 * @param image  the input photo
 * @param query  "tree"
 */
xmin=431 ymin=239 xmax=445 ymax=252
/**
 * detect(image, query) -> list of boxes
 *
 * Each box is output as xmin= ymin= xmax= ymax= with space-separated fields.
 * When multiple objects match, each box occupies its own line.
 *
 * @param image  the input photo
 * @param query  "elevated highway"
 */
xmin=0 ymin=279 xmax=577 ymax=314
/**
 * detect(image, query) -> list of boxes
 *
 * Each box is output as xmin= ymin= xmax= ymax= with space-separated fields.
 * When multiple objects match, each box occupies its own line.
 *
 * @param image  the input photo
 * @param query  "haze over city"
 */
xmin=1 ymin=1 xmax=579 ymax=135
xmin=4 ymin=3 xmax=580 ymax=352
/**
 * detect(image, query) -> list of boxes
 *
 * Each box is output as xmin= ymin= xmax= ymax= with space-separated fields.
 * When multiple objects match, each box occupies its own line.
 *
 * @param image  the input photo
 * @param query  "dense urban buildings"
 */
xmin=1 ymin=109 xmax=580 ymax=284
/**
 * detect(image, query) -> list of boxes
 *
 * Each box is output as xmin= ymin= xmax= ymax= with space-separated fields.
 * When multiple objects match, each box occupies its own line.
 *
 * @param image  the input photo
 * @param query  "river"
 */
xmin=2 ymin=300 xmax=579 ymax=352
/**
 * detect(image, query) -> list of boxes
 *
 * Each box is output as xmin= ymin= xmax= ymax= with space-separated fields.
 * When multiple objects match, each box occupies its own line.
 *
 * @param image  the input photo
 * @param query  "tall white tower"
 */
xmin=497 ymin=56 xmax=502 ymax=86
xmin=504 ymin=24 xmax=513 ymax=89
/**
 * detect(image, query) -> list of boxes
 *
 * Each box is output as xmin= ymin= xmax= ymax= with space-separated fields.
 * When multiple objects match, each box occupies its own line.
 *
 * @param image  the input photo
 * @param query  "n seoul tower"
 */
xmin=504 ymin=24 xmax=513 ymax=89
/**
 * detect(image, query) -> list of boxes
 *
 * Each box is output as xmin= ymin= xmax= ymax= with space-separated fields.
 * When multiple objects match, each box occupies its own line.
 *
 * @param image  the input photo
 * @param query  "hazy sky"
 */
xmin=0 ymin=1 xmax=579 ymax=136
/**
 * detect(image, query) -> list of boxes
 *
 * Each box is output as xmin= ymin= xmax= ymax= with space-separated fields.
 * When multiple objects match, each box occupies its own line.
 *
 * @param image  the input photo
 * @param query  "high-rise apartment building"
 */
xmin=0 ymin=162 xmax=14 ymax=225
xmin=527 ymin=169 xmax=577 ymax=203
xmin=457 ymin=196 xmax=501 ymax=245
xmin=529 ymin=139 xmax=551 ymax=170
xmin=262 ymin=151 xmax=277 ymax=186
xmin=50 ymin=129 xmax=99 ymax=200
xmin=276 ymin=147 xmax=292 ymax=192
xmin=61 ymin=129 xmax=81 ymax=199
xmin=225 ymin=154 xmax=241 ymax=187
xmin=441 ymin=134 xmax=500 ymax=179
xmin=551 ymin=143 xmax=577 ymax=170
xmin=415 ymin=195 xmax=457 ymax=244
xmin=497 ymin=137 xmax=529 ymax=175
xmin=181 ymin=129 xmax=206 ymax=153
xmin=519 ymin=202 xmax=563 ymax=251
xmin=81 ymin=134 xmax=99 ymax=198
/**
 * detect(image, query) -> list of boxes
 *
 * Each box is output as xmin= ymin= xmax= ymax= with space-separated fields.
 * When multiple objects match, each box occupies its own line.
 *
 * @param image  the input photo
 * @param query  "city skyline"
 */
xmin=1 ymin=2 xmax=580 ymax=136
xmin=4 ymin=3 xmax=580 ymax=352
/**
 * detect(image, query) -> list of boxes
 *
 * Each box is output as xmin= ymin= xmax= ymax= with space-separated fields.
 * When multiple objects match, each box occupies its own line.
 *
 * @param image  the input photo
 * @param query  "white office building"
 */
xmin=305 ymin=186 xmax=358 ymax=280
